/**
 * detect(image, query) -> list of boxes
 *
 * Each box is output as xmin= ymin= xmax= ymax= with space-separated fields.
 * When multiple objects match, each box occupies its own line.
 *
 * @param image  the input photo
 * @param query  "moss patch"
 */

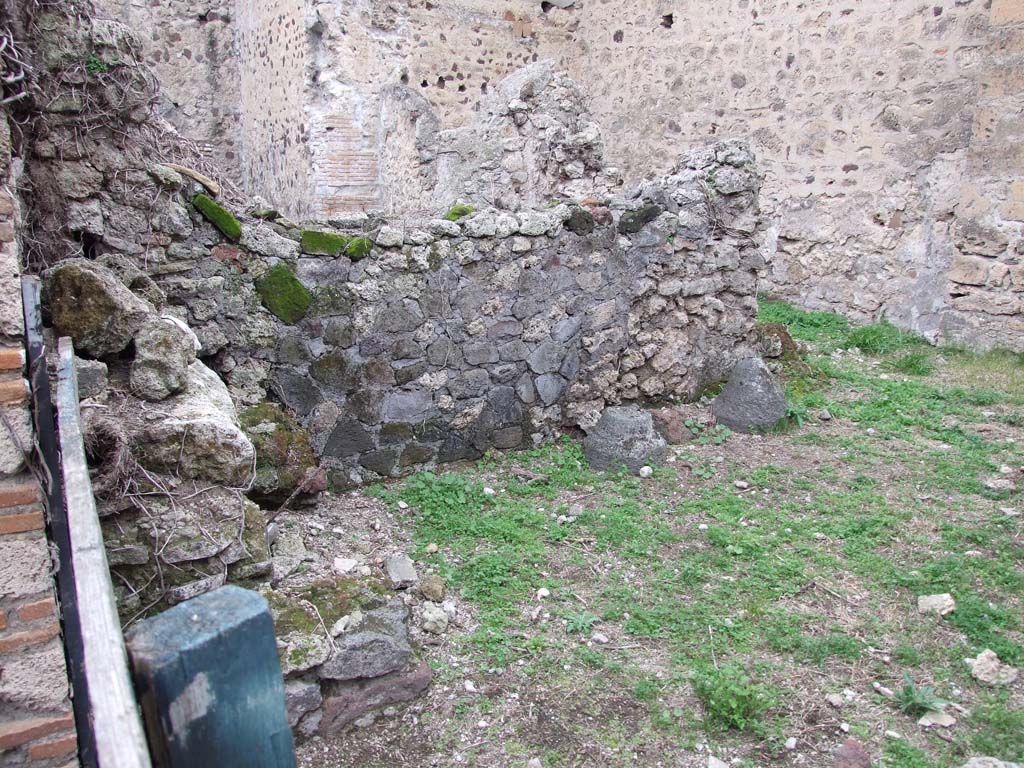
xmin=345 ymin=236 xmax=373 ymax=261
xmin=444 ymin=203 xmax=476 ymax=221
xmin=193 ymin=194 xmax=242 ymax=241
xmin=240 ymin=403 xmax=318 ymax=503
xmin=256 ymin=263 xmax=311 ymax=324
xmin=265 ymin=578 xmax=388 ymax=634
xmin=300 ymin=229 xmax=349 ymax=256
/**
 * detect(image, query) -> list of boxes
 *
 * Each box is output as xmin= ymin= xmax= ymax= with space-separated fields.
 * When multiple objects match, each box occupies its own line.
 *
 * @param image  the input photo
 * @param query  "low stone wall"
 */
xmin=16 ymin=5 xmax=764 ymax=488
xmin=262 ymin=143 xmax=761 ymax=486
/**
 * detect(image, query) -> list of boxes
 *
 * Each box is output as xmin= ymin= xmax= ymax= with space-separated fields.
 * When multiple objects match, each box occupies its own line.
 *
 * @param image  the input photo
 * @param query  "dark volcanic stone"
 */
xmin=318 ymin=660 xmax=433 ymax=735
xmin=322 ymin=418 xmax=375 ymax=458
xmin=565 ymin=207 xmax=595 ymax=235
xmin=617 ymin=203 xmax=663 ymax=234
xmin=582 ymin=405 xmax=667 ymax=474
xmin=711 ymin=357 xmax=787 ymax=433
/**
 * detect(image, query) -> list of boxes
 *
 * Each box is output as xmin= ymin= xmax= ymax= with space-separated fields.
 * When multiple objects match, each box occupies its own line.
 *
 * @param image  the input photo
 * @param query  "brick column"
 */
xmin=0 ymin=111 xmax=78 ymax=767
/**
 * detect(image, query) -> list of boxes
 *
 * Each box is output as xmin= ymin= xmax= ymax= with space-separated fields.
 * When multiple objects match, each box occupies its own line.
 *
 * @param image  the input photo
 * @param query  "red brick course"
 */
xmin=0 ymin=347 xmax=24 ymax=371
xmin=28 ymin=732 xmax=77 ymax=760
xmin=0 ymin=481 xmax=43 ymax=508
xmin=0 ymin=623 xmax=60 ymax=654
xmin=0 ymin=509 xmax=45 ymax=535
xmin=17 ymin=597 xmax=56 ymax=622
xmin=0 ymin=378 xmax=28 ymax=405
xmin=0 ymin=714 xmax=73 ymax=750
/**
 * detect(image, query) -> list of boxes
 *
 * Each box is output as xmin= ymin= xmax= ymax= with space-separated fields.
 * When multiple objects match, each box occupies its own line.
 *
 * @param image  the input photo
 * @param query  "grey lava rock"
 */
xmin=711 ymin=357 xmax=788 ymax=433
xmin=384 ymin=554 xmax=418 ymax=588
xmin=130 ymin=317 xmax=198 ymax=401
xmin=318 ymin=599 xmax=412 ymax=681
xmin=44 ymin=258 xmax=155 ymax=357
xmin=582 ymin=405 xmax=667 ymax=474
xmin=75 ymin=357 xmax=108 ymax=399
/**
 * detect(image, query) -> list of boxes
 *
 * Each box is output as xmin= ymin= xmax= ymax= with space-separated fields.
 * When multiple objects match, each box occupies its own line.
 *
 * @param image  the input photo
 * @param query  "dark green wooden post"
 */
xmin=126 ymin=586 xmax=296 ymax=768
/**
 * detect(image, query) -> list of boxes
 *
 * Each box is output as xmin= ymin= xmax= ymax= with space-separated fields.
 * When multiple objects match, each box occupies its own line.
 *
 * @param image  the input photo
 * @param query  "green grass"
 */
xmin=366 ymin=299 xmax=1024 ymax=767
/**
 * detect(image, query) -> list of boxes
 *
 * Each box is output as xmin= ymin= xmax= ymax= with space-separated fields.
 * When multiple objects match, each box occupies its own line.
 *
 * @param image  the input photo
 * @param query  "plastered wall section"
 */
xmin=0 ymin=113 xmax=77 ymax=767
xmin=107 ymin=0 xmax=1024 ymax=349
xmin=235 ymin=0 xmax=315 ymax=218
xmin=92 ymin=0 xmax=241 ymax=171
xmin=359 ymin=0 xmax=1024 ymax=349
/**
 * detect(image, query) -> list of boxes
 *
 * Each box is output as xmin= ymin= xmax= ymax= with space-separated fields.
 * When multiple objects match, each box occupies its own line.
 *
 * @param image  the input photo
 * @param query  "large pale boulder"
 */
xmin=44 ymin=258 xmax=154 ymax=357
xmin=136 ymin=361 xmax=255 ymax=485
xmin=582 ymin=405 xmax=667 ymax=474
xmin=130 ymin=316 xmax=199 ymax=401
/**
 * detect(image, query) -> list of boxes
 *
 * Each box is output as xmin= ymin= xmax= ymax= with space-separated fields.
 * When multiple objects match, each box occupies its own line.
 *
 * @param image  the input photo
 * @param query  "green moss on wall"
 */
xmin=256 ymin=263 xmax=311 ymax=324
xmin=239 ymin=403 xmax=318 ymax=502
xmin=345 ymin=236 xmax=373 ymax=261
xmin=444 ymin=203 xmax=476 ymax=221
xmin=300 ymin=229 xmax=348 ymax=256
xmin=193 ymin=194 xmax=242 ymax=241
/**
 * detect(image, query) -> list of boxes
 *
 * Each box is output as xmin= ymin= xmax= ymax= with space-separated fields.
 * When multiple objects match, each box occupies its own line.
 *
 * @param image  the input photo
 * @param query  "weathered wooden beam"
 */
xmin=126 ymin=586 xmax=296 ymax=768
xmin=55 ymin=336 xmax=152 ymax=768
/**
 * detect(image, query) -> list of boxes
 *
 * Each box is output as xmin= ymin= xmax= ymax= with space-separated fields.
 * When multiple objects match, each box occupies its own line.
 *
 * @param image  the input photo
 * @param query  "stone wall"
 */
xmin=0 ymin=105 xmax=77 ymax=766
xmin=264 ymin=141 xmax=761 ymax=488
xmin=104 ymin=0 xmax=1024 ymax=351
xmin=93 ymin=0 xmax=241 ymax=170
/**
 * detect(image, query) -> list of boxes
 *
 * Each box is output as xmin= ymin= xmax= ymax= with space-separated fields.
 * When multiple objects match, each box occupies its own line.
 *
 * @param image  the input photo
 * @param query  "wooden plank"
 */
xmin=55 ymin=337 xmax=152 ymax=768
xmin=22 ymin=277 xmax=97 ymax=766
xmin=126 ymin=586 xmax=296 ymax=768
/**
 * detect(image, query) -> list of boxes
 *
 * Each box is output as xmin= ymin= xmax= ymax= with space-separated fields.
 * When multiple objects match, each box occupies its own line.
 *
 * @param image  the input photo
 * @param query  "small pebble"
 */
xmin=698 ymin=523 xmax=709 ymax=530
xmin=884 ymin=730 xmax=902 ymax=740
xmin=734 ymin=480 xmax=750 ymax=490
xmin=397 ymin=501 xmax=409 ymax=510
xmin=464 ymin=680 xmax=477 ymax=693
xmin=483 ymin=486 xmax=496 ymax=496
xmin=591 ymin=632 xmax=610 ymax=645
xmin=638 ymin=466 xmax=653 ymax=478
xmin=536 ymin=587 xmax=550 ymax=600
xmin=785 ymin=737 xmax=798 ymax=750
xmin=425 ymin=542 xmax=439 ymax=554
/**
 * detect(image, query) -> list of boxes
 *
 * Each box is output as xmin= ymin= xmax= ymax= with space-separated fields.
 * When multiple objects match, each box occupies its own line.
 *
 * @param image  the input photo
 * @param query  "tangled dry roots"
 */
xmin=81 ymin=411 xmax=132 ymax=498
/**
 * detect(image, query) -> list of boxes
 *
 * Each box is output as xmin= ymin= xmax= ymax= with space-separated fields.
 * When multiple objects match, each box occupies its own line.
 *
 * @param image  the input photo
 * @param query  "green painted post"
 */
xmin=126 ymin=586 xmax=296 ymax=768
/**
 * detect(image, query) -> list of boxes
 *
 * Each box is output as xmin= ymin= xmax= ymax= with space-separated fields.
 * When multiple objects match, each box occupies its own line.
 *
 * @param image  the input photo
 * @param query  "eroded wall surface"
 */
xmin=93 ymin=0 xmax=241 ymax=170
xmin=0 ymin=107 xmax=77 ymax=768
xmin=90 ymin=0 xmax=1024 ymax=349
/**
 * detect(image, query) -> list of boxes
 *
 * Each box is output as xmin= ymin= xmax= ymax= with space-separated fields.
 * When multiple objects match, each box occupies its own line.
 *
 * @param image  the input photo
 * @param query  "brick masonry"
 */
xmin=0 ymin=108 xmax=77 ymax=766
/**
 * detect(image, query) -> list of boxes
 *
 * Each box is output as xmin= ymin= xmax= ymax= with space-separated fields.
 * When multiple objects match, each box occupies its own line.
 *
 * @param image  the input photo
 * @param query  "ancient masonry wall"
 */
xmin=93 ymin=0 xmax=241 ymax=170
xmin=106 ymin=0 xmax=1024 ymax=351
xmin=0 ymin=112 xmax=77 ymax=766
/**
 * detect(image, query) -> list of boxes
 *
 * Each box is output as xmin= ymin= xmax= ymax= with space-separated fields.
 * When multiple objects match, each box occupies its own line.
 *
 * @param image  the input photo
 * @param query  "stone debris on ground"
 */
xmin=833 ymin=739 xmax=873 ymax=768
xmin=383 ymin=554 xmax=418 ymax=588
xmin=582 ymin=405 xmax=668 ymax=474
xmin=917 ymin=593 xmax=956 ymax=616
xmin=965 ymin=649 xmax=1020 ymax=686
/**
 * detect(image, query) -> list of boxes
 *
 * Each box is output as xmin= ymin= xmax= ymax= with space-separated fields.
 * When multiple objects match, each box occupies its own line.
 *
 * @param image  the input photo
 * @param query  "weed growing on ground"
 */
xmin=692 ymin=663 xmax=778 ymax=733
xmin=893 ymin=674 xmax=948 ymax=717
